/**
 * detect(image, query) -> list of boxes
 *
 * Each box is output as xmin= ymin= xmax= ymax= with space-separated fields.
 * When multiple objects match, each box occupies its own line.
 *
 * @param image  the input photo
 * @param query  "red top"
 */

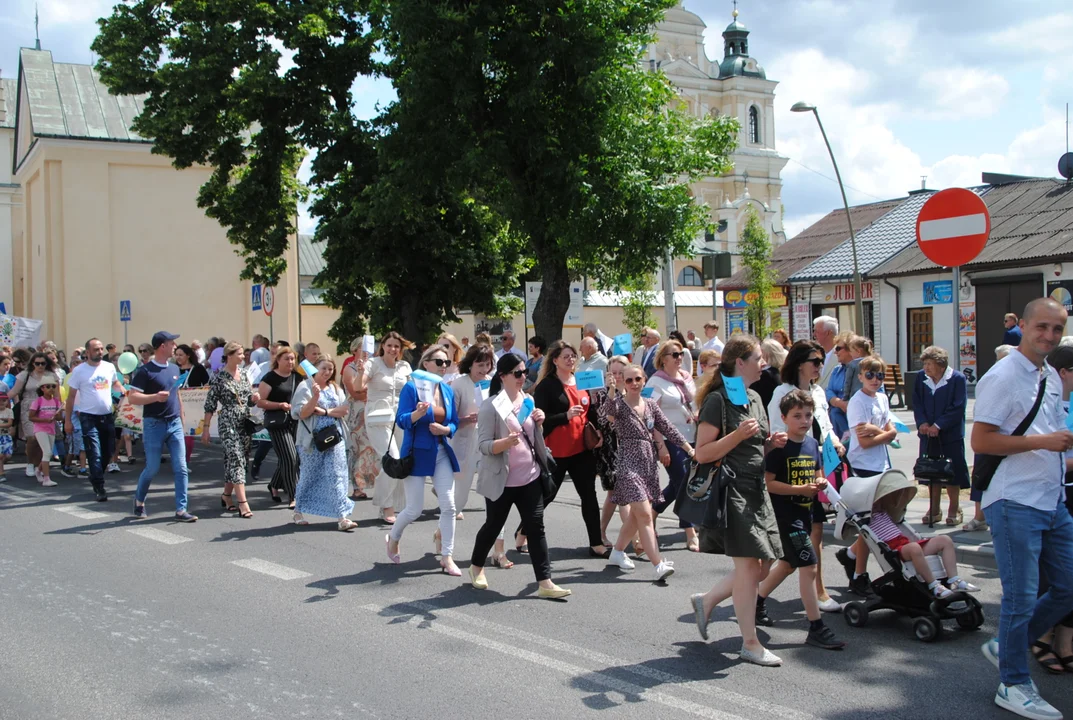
xmin=545 ymin=383 xmax=588 ymax=458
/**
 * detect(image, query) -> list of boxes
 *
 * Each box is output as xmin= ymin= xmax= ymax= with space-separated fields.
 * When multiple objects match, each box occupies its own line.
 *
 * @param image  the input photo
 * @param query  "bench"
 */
xmin=884 ymin=363 xmax=906 ymax=408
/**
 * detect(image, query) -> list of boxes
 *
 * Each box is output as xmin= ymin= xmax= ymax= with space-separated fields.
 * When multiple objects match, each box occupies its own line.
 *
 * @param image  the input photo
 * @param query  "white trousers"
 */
xmin=367 ymin=422 xmax=407 ymax=511
xmin=390 ymin=448 xmax=457 ymax=557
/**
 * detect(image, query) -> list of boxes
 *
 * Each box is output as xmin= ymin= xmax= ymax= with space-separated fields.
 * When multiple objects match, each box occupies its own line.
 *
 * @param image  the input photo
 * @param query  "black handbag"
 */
xmin=312 ymin=422 xmax=342 ymax=451
xmin=971 ymin=375 xmax=1045 ymax=493
xmin=913 ymin=437 xmax=954 ymax=483
xmin=380 ymin=414 xmax=414 ymax=478
xmin=263 ymin=375 xmax=298 ymax=430
xmin=673 ymin=393 xmax=733 ymax=530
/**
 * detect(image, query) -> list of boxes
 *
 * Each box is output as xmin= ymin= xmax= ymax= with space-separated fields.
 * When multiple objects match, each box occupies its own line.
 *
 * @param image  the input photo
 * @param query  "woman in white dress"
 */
xmin=354 ymin=331 xmax=413 ymax=524
xmin=450 ymin=344 xmax=496 ymax=519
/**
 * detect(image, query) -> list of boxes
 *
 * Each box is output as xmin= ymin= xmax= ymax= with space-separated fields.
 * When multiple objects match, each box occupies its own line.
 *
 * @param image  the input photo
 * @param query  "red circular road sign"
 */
xmin=915 ymin=188 xmax=990 ymax=267
xmin=263 ymin=286 xmax=275 ymax=317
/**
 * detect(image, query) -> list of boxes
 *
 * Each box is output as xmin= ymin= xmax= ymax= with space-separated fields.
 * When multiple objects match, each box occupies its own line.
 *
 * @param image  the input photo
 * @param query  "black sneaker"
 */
xmin=806 ymin=624 xmax=846 ymax=650
xmin=755 ymin=606 xmax=775 ymax=627
xmin=835 ymin=547 xmax=855 ymax=582
xmin=848 ymin=573 xmax=875 ymax=597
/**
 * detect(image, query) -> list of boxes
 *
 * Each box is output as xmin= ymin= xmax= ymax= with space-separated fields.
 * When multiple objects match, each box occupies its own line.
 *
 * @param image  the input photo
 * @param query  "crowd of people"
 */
xmin=1 ymin=304 xmax=1072 ymax=719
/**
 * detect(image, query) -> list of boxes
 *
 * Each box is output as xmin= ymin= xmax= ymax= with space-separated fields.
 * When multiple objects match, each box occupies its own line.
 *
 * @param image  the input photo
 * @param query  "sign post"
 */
xmin=263 ymin=286 xmax=275 ymax=343
xmin=119 ymin=300 xmax=132 ymax=347
xmin=915 ymin=188 xmax=990 ymax=372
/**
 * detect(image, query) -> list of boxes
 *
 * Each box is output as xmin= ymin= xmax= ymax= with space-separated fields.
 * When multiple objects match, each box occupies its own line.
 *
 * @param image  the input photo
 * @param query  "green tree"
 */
xmin=739 ymin=205 xmax=777 ymax=338
xmin=619 ymin=276 xmax=659 ymax=339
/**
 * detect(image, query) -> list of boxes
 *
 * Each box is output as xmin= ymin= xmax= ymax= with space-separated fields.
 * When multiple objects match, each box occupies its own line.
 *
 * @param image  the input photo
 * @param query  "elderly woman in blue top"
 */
xmin=385 ymin=344 xmax=462 ymax=576
xmin=912 ymin=345 xmax=969 ymax=526
xmin=824 ymin=332 xmax=855 ymax=441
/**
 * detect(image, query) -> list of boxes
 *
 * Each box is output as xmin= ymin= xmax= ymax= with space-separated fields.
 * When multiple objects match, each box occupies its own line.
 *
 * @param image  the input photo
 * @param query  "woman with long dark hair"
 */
xmin=10 ymin=351 xmax=56 ymax=478
xmin=687 ymin=335 xmax=789 ymax=667
xmin=469 ymin=353 xmax=570 ymax=599
xmin=257 ymin=346 xmax=300 ymax=508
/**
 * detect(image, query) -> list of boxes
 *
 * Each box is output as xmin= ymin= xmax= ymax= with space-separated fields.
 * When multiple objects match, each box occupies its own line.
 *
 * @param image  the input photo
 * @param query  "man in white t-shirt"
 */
xmin=813 ymin=315 xmax=839 ymax=388
xmin=701 ymin=321 xmax=724 ymax=354
xmin=64 ymin=338 xmax=128 ymax=501
xmin=494 ymin=330 xmax=526 ymax=360
xmin=249 ymin=334 xmax=271 ymax=367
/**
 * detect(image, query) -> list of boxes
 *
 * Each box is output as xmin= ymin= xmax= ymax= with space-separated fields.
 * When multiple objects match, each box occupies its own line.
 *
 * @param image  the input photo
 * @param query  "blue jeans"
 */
xmin=80 ymin=412 xmax=115 ymax=488
xmin=984 ymin=499 xmax=1073 ymax=686
xmin=135 ymin=417 xmax=189 ymax=513
xmin=653 ymin=442 xmax=693 ymax=528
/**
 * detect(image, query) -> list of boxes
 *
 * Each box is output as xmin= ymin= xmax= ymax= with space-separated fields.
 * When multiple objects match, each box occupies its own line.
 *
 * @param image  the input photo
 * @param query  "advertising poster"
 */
xmin=792 ymin=303 xmax=811 ymax=341
xmin=727 ymin=310 xmax=747 ymax=336
xmin=923 ymin=281 xmax=953 ymax=305
xmin=959 ymin=301 xmax=977 ymax=384
xmin=1047 ymin=280 xmax=1073 ymax=312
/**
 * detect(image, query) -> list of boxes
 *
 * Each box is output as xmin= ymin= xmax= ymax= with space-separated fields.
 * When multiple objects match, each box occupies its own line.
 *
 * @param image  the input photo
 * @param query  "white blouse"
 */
xmin=767 ymin=382 xmax=836 ymax=445
xmin=363 ymin=357 xmax=412 ymax=425
xmin=644 ymin=374 xmax=697 ymax=441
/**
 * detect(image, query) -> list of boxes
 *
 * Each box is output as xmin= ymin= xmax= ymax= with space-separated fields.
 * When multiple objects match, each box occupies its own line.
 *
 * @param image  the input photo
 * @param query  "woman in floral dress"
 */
xmin=291 ymin=355 xmax=356 ymax=531
xmin=343 ymin=340 xmax=378 ymax=500
xmin=603 ymin=364 xmax=694 ymax=582
xmin=202 ymin=342 xmax=259 ymax=518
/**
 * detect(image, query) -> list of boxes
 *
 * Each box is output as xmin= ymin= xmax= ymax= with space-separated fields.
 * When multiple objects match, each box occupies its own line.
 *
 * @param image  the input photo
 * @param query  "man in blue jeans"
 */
xmin=129 ymin=331 xmax=197 ymax=522
xmin=64 ymin=338 xmax=128 ymax=501
xmin=973 ymin=297 xmax=1073 ymax=720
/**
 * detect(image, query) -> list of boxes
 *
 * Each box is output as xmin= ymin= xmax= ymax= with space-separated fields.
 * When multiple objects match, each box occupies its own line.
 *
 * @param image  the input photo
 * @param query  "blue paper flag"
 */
xmin=612 ymin=333 xmax=633 ymax=356
xmin=722 ymin=374 xmax=749 ymax=406
xmin=1066 ymin=409 xmax=1073 ymax=432
xmin=516 ymin=396 xmax=535 ymax=425
xmin=822 ymin=435 xmax=841 ymax=478
xmin=300 ymin=359 xmax=319 ymax=379
xmin=640 ymin=387 xmax=654 ymax=399
xmin=574 ymin=369 xmax=605 ymax=391
xmin=476 ymin=379 xmax=491 ymax=391
xmin=893 ymin=417 xmax=911 ymax=433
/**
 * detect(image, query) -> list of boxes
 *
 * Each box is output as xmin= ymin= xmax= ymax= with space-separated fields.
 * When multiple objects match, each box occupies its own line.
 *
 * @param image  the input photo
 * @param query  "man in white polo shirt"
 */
xmin=701 ymin=321 xmax=724 ymax=354
xmin=973 ymin=298 xmax=1073 ymax=720
xmin=494 ymin=330 xmax=526 ymax=361
xmin=64 ymin=338 xmax=129 ymax=502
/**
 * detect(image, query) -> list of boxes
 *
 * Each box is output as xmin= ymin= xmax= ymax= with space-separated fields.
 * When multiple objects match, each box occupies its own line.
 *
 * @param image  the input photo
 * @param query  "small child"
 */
xmin=0 ymin=391 xmax=13 ymax=482
xmin=758 ymin=389 xmax=847 ymax=650
xmin=871 ymin=487 xmax=979 ymax=597
xmin=28 ymin=374 xmax=64 ymax=487
xmin=839 ymin=355 xmax=898 ymax=597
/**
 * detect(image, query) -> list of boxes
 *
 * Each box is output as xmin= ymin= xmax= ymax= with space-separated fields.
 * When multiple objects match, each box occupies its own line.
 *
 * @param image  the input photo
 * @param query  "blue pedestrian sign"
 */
xmin=252 ymin=284 xmax=263 ymax=312
xmin=119 ymin=300 xmax=132 ymax=322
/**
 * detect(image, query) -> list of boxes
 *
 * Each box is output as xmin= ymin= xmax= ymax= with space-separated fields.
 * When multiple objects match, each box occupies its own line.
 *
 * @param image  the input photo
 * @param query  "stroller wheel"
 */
xmin=956 ymin=608 xmax=985 ymax=631
xmin=913 ymin=617 xmax=942 ymax=643
xmin=844 ymin=602 xmax=869 ymax=628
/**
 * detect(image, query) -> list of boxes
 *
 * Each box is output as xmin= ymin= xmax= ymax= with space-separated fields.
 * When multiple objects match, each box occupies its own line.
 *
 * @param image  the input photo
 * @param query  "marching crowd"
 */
xmin=1 ymin=302 xmax=1073 ymax=718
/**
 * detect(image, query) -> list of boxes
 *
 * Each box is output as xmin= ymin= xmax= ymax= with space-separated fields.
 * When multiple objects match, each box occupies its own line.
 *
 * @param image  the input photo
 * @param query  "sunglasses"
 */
xmin=33 ymin=361 xmax=46 ymax=367
xmin=834 ymin=346 xmax=845 ymax=352
xmin=806 ymin=358 xmax=823 ymax=366
xmin=864 ymin=371 xmax=886 ymax=381
xmin=508 ymin=369 xmax=526 ymax=379
xmin=670 ymin=352 xmax=684 ymax=360
xmin=429 ymin=358 xmax=450 ymax=367
xmin=625 ymin=377 xmax=645 ymax=385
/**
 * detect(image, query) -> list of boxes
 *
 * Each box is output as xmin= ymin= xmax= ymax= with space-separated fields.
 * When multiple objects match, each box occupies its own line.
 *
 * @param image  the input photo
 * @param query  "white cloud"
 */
xmin=918 ymin=67 xmax=1009 ymax=119
xmin=987 ymin=13 xmax=1073 ymax=55
xmin=39 ymin=0 xmax=113 ymax=28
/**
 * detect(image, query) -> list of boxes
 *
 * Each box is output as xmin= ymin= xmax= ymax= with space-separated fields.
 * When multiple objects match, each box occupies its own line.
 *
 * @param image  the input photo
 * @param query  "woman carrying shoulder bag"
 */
xmin=912 ymin=345 xmax=969 ymax=526
xmin=686 ymin=336 xmax=789 ymax=667
xmin=470 ymin=353 xmax=571 ymax=599
xmin=257 ymin=347 xmax=300 ymax=508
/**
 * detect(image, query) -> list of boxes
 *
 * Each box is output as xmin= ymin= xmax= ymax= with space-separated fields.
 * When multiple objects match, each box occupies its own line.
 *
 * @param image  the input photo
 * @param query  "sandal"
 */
xmin=268 ymin=485 xmax=282 ymax=504
xmin=944 ymin=509 xmax=964 ymax=526
xmin=220 ymin=493 xmax=237 ymax=512
xmin=236 ymin=500 xmax=253 ymax=519
xmin=515 ymin=530 xmax=529 ymax=554
xmin=490 ymin=552 xmax=514 ymax=569
xmin=921 ymin=512 xmax=942 ymax=525
xmin=293 ymin=512 xmax=309 ymax=526
xmin=338 ymin=518 xmax=358 ymax=532
xmin=1032 ymin=640 xmax=1065 ymax=675
xmin=686 ymin=537 xmax=700 ymax=553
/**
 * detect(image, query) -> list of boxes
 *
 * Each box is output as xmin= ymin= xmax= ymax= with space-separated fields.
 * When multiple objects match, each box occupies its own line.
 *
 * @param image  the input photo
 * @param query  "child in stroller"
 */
xmin=834 ymin=469 xmax=985 ymax=642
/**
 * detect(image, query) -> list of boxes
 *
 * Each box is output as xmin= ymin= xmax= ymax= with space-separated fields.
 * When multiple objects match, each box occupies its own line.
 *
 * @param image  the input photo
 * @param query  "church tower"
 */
xmin=648 ymin=2 xmax=788 ymax=284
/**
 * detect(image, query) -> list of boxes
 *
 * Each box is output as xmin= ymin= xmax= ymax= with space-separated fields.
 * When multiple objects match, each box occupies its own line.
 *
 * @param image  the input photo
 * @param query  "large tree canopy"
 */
xmin=94 ymin=0 xmax=737 ymax=345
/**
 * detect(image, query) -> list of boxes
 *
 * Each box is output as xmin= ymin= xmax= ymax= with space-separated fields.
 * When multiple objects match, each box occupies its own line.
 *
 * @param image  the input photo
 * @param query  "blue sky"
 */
xmin=2 ymin=0 xmax=1071 ymax=238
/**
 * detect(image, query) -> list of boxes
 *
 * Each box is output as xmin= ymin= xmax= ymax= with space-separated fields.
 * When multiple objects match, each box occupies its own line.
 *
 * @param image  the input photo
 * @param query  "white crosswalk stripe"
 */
xmin=230 ymin=558 xmax=311 ymax=580
xmin=126 ymin=527 xmax=193 ymax=545
xmin=54 ymin=505 xmax=110 ymax=520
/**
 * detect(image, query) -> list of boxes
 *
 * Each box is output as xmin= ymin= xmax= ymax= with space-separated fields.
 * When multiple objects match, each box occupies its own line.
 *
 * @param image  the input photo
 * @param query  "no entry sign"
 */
xmin=915 ymin=188 xmax=990 ymax=267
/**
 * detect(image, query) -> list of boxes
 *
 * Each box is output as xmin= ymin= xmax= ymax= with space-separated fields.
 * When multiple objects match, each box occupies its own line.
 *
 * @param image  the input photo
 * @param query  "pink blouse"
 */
xmin=505 ymin=401 xmax=540 ymax=488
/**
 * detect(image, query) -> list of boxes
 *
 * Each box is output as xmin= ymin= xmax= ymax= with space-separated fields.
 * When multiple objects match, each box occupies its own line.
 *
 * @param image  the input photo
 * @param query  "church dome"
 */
xmin=717 ymin=9 xmax=765 ymax=79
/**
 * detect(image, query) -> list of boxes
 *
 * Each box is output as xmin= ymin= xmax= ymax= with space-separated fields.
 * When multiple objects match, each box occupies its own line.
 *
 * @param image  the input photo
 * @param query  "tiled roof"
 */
xmin=17 ymin=48 xmax=149 ymax=143
xmin=0 ymin=78 xmax=16 ymax=129
xmin=297 ymin=233 xmax=326 ymax=277
xmin=870 ymin=179 xmax=1073 ymax=277
xmin=789 ymin=191 xmax=941 ymax=282
xmin=720 ymin=199 xmax=902 ymax=289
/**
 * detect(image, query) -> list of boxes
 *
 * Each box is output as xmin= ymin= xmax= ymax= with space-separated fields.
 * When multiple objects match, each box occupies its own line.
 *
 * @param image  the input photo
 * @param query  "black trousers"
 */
xmin=473 ymin=480 xmax=551 ymax=582
xmin=519 ymin=449 xmax=601 ymax=548
xmin=267 ymin=425 xmax=299 ymax=497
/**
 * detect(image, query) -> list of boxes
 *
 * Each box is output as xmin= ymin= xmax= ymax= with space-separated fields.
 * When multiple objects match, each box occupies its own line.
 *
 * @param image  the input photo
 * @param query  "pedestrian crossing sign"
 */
xmin=252 ymin=284 xmax=262 ymax=312
xmin=119 ymin=300 xmax=132 ymax=322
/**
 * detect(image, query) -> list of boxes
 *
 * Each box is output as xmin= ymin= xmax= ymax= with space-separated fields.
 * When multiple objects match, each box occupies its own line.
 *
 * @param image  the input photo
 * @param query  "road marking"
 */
xmin=54 ymin=505 xmax=110 ymax=520
xmin=918 ymin=213 xmax=987 ymax=241
xmin=0 ymin=486 xmax=39 ymax=502
xmin=126 ymin=527 xmax=193 ymax=545
xmin=231 ymin=558 xmax=311 ymax=580
xmin=360 ymin=603 xmax=751 ymax=720
xmin=391 ymin=597 xmax=814 ymax=720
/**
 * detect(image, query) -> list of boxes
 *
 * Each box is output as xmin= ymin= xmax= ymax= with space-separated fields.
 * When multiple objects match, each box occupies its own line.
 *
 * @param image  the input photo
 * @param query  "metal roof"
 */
xmin=870 ymin=178 xmax=1073 ymax=277
xmin=585 ymin=290 xmax=722 ymax=308
xmin=0 ymin=78 xmax=16 ymax=129
xmin=789 ymin=191 xmax=938 ymax=282
xmin=720 ymin=198 xmax=902 ymax=289
xmin=16 ymin=48 xmax=149 ymax=143
xmin=297 ymin=233 xmax=327 ymax=277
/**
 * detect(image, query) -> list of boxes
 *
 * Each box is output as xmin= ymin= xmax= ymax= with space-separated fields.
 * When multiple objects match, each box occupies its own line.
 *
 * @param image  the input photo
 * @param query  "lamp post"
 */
xmin=791 ymin=101 xmax=865 ymax=334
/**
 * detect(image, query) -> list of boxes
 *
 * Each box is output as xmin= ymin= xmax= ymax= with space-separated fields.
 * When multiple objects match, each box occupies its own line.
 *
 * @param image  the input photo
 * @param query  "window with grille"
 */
xmin=907 ymin=307 xmax=933 ymax=372
xmin=677 ymin=266 xmax=705 ymax=287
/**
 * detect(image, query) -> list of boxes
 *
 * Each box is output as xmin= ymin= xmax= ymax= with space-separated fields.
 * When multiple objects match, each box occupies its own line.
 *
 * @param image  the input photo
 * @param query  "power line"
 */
xmin=787 ymin=157 xmax=886 ymax=201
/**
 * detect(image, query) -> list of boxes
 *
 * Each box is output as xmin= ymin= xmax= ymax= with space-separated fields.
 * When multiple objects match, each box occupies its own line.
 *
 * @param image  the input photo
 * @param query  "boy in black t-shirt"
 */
xmin=757 ymin=389 xmax=846 ymax=650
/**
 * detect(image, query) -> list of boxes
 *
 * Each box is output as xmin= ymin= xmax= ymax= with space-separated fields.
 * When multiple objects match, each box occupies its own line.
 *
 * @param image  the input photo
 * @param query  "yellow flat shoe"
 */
xmin=469 ymin=566 xmax=488 ymax=590
xmin=537 ymin=584 xmax=571 ymax=600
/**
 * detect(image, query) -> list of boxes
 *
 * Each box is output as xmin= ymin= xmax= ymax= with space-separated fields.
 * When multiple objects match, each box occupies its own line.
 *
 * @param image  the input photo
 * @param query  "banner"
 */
xmin=0 ymin=314 xmax=44 ymax=348
xmin=959 ymin=301 xmax=977 ymax=385
xmin=180 ymin=387 xmax=220 ymax=438
xmin=113 ymin=396 xmax=144 ymax=434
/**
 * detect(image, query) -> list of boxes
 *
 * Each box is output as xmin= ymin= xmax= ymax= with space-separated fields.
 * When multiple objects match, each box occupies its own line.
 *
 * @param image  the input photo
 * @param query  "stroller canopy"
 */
xmin=835 ymin=469 xmax=913 ymax=541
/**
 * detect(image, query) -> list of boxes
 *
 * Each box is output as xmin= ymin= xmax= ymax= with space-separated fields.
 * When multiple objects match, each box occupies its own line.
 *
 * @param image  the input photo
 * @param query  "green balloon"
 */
xmin=117 ymin=352 xmax=139 ymax=375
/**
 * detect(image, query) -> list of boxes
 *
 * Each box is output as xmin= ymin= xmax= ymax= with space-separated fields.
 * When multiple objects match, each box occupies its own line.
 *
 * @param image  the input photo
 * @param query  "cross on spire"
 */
xmin=732 ymin=0 xmax=738 ymax=19
xmin=34 ymin=3 xmax=41 ymax=50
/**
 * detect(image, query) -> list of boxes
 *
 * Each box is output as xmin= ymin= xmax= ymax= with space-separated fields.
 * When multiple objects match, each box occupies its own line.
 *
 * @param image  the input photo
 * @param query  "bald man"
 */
xmin=577 ymin=337 xmax=608 ymax=374
xmin=973 ymin=297 xmax=1073 ymax=717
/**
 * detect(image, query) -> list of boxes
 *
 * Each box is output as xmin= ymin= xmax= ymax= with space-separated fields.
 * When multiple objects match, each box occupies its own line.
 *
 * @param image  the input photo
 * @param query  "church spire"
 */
xmin=35 ymin=3 xmax=41 ymax=50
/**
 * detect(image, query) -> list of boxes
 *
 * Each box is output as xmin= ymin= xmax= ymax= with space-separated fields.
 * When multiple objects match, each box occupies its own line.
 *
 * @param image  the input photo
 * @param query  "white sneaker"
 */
xmin=106 ymin=463 xmax=121 ymax=474
xmin=947 ymin=578 xmax=980 ymax=593
xmin=994 ymin=682 xmax=1063 ymax=720
xmin=25 ymin=464 xmax=34 ymax=477
xmin=982 ymin=638 xmax=1000 ymax=669
xmin=739 ymin=645 xmax=782 ymax=667
xmin=40 ymin=477 xmax=57 ymax=487
xmin=818 ymin=597 xmax=842 ymax=613
xmin=654 ymin=560 xmax=675 ymax=582
xmin=608 ymin=549 xmax=635 ymax=572
xmin=34 ymin=469 xmax=44 ymax=484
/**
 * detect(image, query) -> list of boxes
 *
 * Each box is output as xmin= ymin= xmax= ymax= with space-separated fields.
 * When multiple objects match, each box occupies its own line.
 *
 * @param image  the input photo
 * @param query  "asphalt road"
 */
xmin=0 ymin=445 xmax=1070 ymax=720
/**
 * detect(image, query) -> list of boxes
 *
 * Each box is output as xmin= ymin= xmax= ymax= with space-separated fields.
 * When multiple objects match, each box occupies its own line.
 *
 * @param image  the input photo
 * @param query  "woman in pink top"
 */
xmin=28 ymin=373 xmax=64 ymax=487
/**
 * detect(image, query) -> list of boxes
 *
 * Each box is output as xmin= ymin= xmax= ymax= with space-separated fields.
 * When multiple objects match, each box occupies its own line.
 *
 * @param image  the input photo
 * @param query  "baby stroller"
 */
xmin=830 ymin=470 xmax=985 ymax=642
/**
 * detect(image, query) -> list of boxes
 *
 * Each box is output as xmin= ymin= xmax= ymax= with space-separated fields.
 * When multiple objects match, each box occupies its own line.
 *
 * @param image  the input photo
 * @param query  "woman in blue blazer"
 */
xmin=386 ymin=345 xmax=462 ymax=576
xmin=912 ymin=345 xmax=969 ymax=526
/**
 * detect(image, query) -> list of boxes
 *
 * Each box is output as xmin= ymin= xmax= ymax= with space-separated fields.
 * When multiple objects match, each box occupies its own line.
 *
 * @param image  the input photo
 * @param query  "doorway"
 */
xmin=974 ymin=274 xmax=1042 ymax=380
xmin=906 ymin=307 xmax=933 ymax=372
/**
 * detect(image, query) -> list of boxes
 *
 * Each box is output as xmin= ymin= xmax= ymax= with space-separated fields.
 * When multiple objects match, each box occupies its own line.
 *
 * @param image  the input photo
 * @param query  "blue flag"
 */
xmin=892 ymin=417 xmax=911 ymax=434
xmin=516 ymin=396 xmax=535 ymax=425
xmin=612 ymin=333 xmax=633 ymax=356
xmin=574 ymin=369 xmax=605 ymax=391
xmin=722 ymin=374 xmax=749 ymax=406
xmin=822 ymin=435 xmax=841 ymax=477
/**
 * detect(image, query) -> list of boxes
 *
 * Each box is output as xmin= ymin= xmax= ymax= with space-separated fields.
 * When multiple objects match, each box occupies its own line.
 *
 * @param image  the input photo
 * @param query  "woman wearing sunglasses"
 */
xmin=386 ymin=345 xmax=462 ymax=576
xmin=759 ymin=340 xmax=844 ymax=615
xmin=647 ymin=340 xmax=700 ymax=552
xmin=201 ymin=342 xmax=260 ymax=518
xmin=10 ymin=351 xmax=56 ymax=478
xmin=470 ymin=353 xmax=570 ymax=598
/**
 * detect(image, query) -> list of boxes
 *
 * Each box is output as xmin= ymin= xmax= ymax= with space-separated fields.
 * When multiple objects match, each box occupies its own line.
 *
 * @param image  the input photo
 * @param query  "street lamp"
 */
xmin=791 ymin=101 xmax=865 ymax=334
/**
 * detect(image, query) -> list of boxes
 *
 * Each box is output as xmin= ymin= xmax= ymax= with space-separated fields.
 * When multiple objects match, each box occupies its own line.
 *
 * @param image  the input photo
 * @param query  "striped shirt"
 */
xmin=869 ymin=511 xmax=903 ymax=543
